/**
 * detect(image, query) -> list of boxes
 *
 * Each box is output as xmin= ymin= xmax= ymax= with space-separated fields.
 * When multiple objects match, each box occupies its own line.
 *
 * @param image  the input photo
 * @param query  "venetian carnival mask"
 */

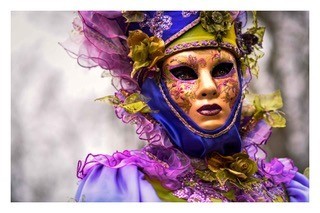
xmin=65 ymin=11 xmax=267 ymax=158
xmin=162 ymin=49 xmax=240 ymax=130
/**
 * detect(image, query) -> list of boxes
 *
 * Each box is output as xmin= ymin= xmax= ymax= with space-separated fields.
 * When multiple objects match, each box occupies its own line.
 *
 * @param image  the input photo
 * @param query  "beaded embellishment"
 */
xmin=165 ymin=40 xmax=242 ymax=57
xmin=140 ymin=11 xmax=173 ymax=38
xmin=172 ymin=171 xmax=289 ymax=202
xmin=170 ymin=157 xmax=289 ymax=202
xmin=181 ymin=11 xmax=199 ymax=18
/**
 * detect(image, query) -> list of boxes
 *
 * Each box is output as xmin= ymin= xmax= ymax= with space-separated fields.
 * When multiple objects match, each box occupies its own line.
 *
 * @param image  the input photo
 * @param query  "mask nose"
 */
xmin=196 ymin=71 xmax=218 ymax=99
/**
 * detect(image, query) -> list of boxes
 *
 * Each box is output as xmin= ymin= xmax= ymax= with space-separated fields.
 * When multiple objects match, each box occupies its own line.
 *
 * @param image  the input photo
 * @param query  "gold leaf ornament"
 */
xmin=122 ymin=11 xmax=146 ymax=23
xmin=228 ymin=152 xmax=258 ymax=179
xmin=121 ymin=93 xmax=152 ymax=114
xmin=127 ymin=30 xmax=165 ymax=78
xmin=95 ymin=95 xmax=121 ymax=105
xmin=95 ymin=93 xmax=152 ymax=114
xmin=205 ymin=152 xmax=259 ymax=188
xmin=244 ymin=90 xmax=286 ymax=128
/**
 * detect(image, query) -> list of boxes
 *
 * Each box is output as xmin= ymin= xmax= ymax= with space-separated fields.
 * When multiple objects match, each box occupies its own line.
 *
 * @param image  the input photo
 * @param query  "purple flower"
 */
xmin=259 ymin=158 xmax=298 ymax=185
xmin=242 ymin=120 xmax=271 ymax=160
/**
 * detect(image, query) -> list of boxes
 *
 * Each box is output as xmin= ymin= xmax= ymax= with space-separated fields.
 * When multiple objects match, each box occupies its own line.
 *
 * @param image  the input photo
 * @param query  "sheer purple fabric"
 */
xmin=259 ymin=158 xmax=298 ymax=185
xmin=77 ymin=147 xmax=192 ymax=191
xmin=75 ymin=150 xmax=309 ymax=202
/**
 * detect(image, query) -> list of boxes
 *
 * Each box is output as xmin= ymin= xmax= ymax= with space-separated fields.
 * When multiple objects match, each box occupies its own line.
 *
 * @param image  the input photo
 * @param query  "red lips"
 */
xmin=197 ymin=104 xmax=222 ymax=116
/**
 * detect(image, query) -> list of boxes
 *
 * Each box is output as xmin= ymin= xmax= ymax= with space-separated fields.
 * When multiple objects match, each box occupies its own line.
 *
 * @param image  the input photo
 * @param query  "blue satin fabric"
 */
xmin=128 ymin=11 xmax=199 ymax=43
xmin=75 ymin=164 xmax=161 ymax=202
xmin=141 ymin=77 xmax=242 ymax=158
xmin=286 ymin=172 xmax=309 ymax=202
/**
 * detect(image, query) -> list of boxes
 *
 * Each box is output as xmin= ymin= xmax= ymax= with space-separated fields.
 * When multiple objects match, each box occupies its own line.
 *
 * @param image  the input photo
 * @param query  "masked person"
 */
xmin=62 ymin=11 xmax=309 ymax=202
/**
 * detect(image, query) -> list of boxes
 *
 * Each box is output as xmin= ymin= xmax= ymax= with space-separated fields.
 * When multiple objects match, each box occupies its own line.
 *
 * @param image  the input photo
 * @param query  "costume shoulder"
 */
xmin=75 ymin=153 xmax=161 ymax=202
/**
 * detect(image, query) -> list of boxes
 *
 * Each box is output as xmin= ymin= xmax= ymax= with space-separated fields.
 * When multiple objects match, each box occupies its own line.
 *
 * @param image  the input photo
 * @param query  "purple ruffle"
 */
xmin=114 ymin=106 xmax=172 ymax=147
xmin=60 ymin=11 xmax=139 ymax=92
xmin=77 ymin=145 xmax=192 ymax=190
xmin=242 ymin=120 xmax=271 ymax=160
xmin=113 ymin=90 xmax=173 ymax=147
xmin=61 ymin=12 xmax=174 ymax=147
xmin=259 ymin=158 xmax=298 ymax=185
xmin=242 ymin=119 xmax=297 ymax=185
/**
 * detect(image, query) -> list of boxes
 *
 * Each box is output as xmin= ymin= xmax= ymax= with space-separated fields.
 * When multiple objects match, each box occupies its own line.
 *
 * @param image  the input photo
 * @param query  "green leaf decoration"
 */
xmin=210 ymin=198 xmax=223 ymax=202
xmin=200 ymin=11 xmax=232 ymax=43
xmin=147 ymin=178 xmax=187 ymax=202
xmin=254 ymin=90 xmax=283 ymax=111
xmin=216 ymin=170 xmax=228 ymax=186
xmin=247 ymin=11 xmax=266 ymax=46
xmin=241 ymin=47 xmax=264 ymax=78
xmin=122 ymin=11 xmax=145 ymax=23
xmin=95 ymin=93 xmax=152 ymax=114
xmin=121 ymin=93 xmax=152 ymax=114
xmin=264 ymin=111 xmax=286 ymax=128
xmin=226 ymin=168 xmax=247 ymax=179
xmin=243 ymin=90 xmax=286 ymax=128
xmin=222 ymin=190 xmax=236 ymax=201
xmin=95 ymin=95 xmax=121 ymax=105
xmin=196 ymin=170 xmax=216 ymax=182
xmin=121 ymin=101 xmax=151 ymax=114
xmin=241 ymin=11 xmax=266 ymax=79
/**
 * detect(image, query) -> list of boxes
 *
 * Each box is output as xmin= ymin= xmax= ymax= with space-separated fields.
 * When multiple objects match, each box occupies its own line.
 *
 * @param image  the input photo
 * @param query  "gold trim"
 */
xmin=165 ymin=40 xmax=242 ymax=58
xmin=165 ymin=17 xmax=201 ymax=45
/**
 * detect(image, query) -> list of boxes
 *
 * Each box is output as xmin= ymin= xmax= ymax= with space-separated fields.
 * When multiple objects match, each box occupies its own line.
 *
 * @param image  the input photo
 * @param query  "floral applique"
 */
xmin=127 ymin=30 xmax=165 ymax=78
xmin=170 ymin=151 xmax=290 ymax=202
xmin=200 ymin=11 xmax=232 ymax=44
xmin=199 ymin=151 xmax=259 ymax=189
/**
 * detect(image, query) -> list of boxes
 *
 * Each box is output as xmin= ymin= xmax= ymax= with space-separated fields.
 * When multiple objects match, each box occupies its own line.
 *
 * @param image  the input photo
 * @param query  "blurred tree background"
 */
xmin=11 ymin=11 xmax=309 ymax=201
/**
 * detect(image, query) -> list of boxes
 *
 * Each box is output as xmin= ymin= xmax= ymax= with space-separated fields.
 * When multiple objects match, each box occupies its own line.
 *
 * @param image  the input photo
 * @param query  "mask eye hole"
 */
xmin=211 ymin=62 xmax=234 ymax=78
xmin=170 ymin=66 xmax=198 ymax=81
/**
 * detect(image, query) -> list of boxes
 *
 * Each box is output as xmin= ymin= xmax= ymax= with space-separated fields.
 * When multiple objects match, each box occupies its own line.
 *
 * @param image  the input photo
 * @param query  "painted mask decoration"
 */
xmin=162 ymin=49 xmax=240 ymax=130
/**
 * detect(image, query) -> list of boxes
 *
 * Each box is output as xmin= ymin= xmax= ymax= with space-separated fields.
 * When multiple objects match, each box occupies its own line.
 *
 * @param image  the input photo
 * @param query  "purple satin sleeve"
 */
xmin=75 ymin=164 xmax=161 ymax=202
xmin=285 ymin=172 xmax=309 ymax=202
